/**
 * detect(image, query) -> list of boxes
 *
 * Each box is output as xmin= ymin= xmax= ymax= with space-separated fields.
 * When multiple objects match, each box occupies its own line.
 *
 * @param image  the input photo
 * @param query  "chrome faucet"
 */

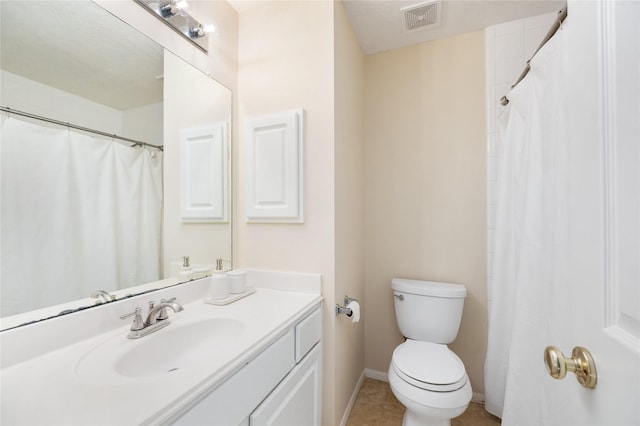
xmin=146 ymin=300 xmax=184 ymax=325
xmin=120 ymin=298 xmax=184 ymax=339
xmin=91 ymin=290 xmax=115 ymax=304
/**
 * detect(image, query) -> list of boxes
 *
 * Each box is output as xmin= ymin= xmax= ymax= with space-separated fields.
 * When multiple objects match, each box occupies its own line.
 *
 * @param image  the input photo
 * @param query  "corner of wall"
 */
xmin=334 ymin=1 xmax=366 ymax=425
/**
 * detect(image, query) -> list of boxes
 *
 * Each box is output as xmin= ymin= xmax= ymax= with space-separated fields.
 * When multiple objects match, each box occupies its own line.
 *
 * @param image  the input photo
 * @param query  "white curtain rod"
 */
xmin=500 ymin=7 xmax=568 ymax=106
xmin=1 ymin=106 xmax=163 ymax=151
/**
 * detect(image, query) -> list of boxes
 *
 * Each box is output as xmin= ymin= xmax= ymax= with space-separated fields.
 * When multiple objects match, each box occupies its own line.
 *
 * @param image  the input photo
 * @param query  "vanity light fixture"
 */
xmin=135 ymin=0 xmax=212 ymax=53
xmin=160 ymin=0 xmax=189 ymax=18
xmin=189 ymin=23 xmax=215 ymax=39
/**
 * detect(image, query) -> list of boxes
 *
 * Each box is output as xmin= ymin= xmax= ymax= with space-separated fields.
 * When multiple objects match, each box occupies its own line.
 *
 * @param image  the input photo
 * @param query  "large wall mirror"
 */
xmin=0 ymin=1 xmax=232 ymax=330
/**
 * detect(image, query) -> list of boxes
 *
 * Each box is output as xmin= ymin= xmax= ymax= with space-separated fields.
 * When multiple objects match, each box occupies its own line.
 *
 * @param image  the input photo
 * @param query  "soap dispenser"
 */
xmin=208 ymin=258 xmax=229 ymax=300
xmin=178 ymin=256 xmax=192 ymax=280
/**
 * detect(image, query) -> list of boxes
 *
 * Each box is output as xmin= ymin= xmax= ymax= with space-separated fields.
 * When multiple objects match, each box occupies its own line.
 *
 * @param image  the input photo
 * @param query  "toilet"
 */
xmin=388 ymin=278 xmax=472 ymax=426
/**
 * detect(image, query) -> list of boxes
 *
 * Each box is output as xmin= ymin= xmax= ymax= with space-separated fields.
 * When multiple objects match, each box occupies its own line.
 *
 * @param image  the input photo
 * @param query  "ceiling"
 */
xmin=344 ymin=0 xmax=565 ymax=54
xmin=0 ymin=1 xmax=164 ymax=111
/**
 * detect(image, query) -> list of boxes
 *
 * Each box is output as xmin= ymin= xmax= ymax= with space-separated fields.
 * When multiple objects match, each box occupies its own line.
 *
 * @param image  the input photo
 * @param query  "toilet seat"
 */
xmin=392 ymin=340 xmax=467 ymax=392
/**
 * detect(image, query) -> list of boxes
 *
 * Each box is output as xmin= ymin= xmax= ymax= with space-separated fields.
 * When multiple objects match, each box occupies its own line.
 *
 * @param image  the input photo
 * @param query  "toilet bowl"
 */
xmin=389 ymin=340 xmax=471 ymax=426
xmin=389 ymin=278 xmax=471 ymax=426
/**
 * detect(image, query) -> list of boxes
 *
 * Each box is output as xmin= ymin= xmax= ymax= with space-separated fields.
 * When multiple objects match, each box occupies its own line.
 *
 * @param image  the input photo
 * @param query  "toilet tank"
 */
xmin=392 ymin=278 xmax=466 ymax=344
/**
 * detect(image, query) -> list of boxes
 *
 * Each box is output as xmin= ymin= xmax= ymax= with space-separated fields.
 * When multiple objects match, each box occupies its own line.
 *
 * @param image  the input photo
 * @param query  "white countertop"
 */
xmin=0 ymin=270 xmax=322 ymax=425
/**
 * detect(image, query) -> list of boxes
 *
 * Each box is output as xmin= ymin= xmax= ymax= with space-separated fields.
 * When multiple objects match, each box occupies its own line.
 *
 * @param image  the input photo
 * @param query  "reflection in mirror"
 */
xmin=0 ymin=1 xmax=232 ymax=330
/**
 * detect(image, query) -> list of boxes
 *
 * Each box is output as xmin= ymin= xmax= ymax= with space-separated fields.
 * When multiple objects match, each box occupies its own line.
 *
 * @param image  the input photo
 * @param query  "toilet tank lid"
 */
xmin=392 ymin=278 xmax=467 ymax=298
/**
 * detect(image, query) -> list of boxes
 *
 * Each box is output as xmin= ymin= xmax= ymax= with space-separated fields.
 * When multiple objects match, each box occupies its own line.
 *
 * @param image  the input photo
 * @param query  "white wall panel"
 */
xmin=179 ymin=123 xmax=228 ymax=222
xmin=245 ymin=109 xmax=304 ymax=223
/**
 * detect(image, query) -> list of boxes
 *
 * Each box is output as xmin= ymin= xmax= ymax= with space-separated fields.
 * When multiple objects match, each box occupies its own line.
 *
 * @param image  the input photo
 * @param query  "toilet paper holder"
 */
xmin=335 ymin=295 xmax=358 ymax=317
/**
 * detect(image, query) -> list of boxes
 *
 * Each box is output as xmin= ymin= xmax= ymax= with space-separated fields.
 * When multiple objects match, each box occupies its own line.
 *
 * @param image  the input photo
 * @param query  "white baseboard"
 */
xmin=364 ymin=368 xmax=388 ymax=382
xmin=339 ymin=370 xmax=366 ymax=426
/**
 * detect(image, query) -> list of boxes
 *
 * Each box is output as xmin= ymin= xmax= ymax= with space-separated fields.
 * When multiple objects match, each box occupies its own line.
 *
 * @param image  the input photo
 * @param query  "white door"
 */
xmin=545 ymin=0 xmax=640 ymax=423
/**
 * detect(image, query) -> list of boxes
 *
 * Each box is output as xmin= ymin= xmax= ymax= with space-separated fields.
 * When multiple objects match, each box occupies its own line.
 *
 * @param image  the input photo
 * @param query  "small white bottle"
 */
xmin=208 ymin=259 xmax=229 ymax=300
xmin=178 ymin=256 xmax=193 ymax=280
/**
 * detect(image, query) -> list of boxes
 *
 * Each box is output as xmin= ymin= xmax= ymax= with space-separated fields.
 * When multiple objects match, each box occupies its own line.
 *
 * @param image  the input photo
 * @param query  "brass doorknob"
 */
xmin=544 ymin=346 xmax=597 ymax=389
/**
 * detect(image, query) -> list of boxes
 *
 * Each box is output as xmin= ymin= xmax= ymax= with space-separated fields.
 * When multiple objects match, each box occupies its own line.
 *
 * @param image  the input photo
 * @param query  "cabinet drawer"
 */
xmin=295 ymin=308 xmax=322 ymax=362
xmin=172 ymin=331 xmax=295 ymax=426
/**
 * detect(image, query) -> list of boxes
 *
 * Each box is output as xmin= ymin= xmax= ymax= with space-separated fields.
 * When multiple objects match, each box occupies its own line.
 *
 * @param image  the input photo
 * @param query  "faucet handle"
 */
xmin=157 ymin=297 xmax=177 ymax=321
xmin=120 ymin=307 xmax=145 ymax=331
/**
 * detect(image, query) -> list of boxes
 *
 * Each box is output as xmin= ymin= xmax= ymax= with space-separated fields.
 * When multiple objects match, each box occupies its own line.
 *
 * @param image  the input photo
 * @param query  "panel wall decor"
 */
xmin=245 ymin=109 xmax=304 ymax=223
xmin=179 ymin=123 xmax=228 ymax=222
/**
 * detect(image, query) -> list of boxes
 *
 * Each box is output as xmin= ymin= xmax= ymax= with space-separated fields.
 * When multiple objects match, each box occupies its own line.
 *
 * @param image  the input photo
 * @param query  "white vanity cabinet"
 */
xmin=250 ymin=343 xmax=321 ymax=426
xmin=1 ymin=273 xmax=323 ymax=426
xmin=170 ymin=306 xmax=322 ymax=426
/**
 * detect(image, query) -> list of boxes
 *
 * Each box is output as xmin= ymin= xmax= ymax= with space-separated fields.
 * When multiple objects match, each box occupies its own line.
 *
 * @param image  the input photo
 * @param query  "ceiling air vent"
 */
xmin=401 ymin=0 xmax=441 ymax=33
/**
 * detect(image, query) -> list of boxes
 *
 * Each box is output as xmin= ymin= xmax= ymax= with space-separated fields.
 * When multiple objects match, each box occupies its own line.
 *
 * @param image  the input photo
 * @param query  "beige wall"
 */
xmin=363 ymin=31 xmax=488 ymax=395
xmin=234 ymin=1 xmax=338 ymax=423
xmin=334 ymin=1 xmax=365 ymax=424
xmin=0 ymin=70 xmax=124 ymax=136
xmin=122 ymin=102 xmax=163 ymax=149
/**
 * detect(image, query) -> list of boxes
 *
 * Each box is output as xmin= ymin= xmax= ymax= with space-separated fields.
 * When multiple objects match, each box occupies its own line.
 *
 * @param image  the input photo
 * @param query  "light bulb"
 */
xmin=160 ymin=0 xmax=189 ymax=18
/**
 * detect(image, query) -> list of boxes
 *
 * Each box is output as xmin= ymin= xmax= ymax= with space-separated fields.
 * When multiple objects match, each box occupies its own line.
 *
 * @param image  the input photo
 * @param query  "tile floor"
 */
xmin=346 ymin=378 xmax=501 ymax=426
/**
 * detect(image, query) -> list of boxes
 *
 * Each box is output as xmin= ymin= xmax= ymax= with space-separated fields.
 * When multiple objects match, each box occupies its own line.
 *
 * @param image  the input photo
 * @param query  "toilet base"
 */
xmin=403 ymin=410 xmax=451 ymax=426
xmin=389 ymin=362 xmax=470 ymax=426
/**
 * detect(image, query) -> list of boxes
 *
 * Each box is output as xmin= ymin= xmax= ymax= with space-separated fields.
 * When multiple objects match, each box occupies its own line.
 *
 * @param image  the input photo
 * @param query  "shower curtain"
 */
xmin=1 ymin=117 xmax=163 ymax=317
xmin=484 ymin=21 xmax=570 ymax=424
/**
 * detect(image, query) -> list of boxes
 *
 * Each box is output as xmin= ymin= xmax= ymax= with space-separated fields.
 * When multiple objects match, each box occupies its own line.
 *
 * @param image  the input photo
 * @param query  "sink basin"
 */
xmin=76 ymin=317 xmax=244 ymax=382
xmin=115 ymin=318 xmax=243 ymax=378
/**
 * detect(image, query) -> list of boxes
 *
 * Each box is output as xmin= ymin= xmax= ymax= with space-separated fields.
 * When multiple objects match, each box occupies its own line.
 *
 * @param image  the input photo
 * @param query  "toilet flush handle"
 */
xmin=394 ymin=293 xmax=404 ymax=301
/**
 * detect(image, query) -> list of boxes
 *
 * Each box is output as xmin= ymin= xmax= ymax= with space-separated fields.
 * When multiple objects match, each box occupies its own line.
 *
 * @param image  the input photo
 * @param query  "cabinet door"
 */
xmin=250 ymin=343 xmax=321 ymax=426
xmin=170 ymin=331 xmax=295 ymax=426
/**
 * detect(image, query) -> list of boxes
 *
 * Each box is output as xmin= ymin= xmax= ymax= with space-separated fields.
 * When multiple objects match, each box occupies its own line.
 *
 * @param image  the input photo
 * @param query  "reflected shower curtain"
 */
xmin=1 ymin=117 xmax=163 ymax=316
xmin=484 ymin=22 xmax=570 ymax=424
